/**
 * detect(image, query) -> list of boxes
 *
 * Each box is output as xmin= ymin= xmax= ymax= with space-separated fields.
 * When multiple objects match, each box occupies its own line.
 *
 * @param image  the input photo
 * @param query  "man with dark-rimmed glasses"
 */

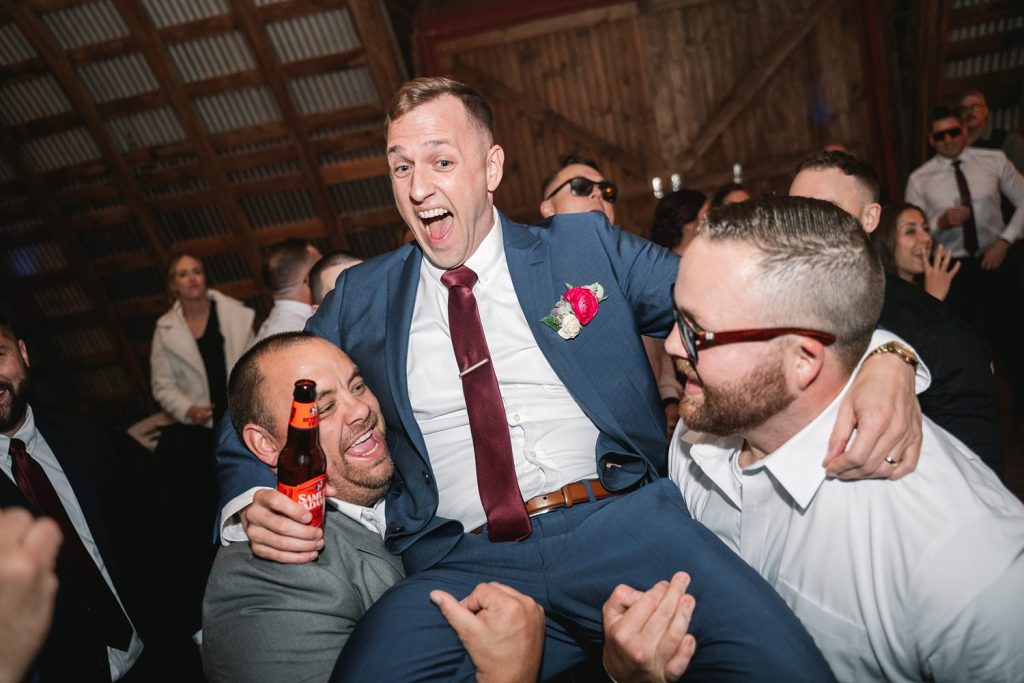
xmin=606 ymin=195 xmax=1024 ymax=682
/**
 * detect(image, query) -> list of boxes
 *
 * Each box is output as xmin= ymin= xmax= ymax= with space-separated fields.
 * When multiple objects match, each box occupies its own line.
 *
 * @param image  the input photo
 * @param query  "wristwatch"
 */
xmin=865 ymin=341 xmax=919 ymax=369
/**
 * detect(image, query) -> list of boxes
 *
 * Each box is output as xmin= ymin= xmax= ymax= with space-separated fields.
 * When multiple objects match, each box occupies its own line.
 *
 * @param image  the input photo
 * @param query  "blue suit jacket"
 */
xmin=217 ymin=211 xmax=680 ymax=570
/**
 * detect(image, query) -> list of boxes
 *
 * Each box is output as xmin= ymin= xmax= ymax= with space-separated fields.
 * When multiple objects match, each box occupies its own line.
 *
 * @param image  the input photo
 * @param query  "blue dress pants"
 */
xmin=330 ymin=480 xmax=834 ymax=682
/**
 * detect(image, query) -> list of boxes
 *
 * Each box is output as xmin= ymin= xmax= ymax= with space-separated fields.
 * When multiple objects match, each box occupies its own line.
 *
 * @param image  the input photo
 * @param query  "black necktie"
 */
xmin=10 ymin=438 xmax=133 ymax=650
xmin=441 ymin=266 xmax=531 ymax=541
xmin=952 ymin=159 xmax=979 ymax=255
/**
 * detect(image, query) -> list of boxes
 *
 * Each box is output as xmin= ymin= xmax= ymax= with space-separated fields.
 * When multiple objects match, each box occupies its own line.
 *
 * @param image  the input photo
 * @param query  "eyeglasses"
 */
xmin=932 ymin=127 xmax=962 ymax=142
xmin=545 ymin=177 xmax=618 ymax=204
xmin=958 ymin=103 xmax=985 ymax=114
xmin=670 ymin=299 xmax=836 ymax=365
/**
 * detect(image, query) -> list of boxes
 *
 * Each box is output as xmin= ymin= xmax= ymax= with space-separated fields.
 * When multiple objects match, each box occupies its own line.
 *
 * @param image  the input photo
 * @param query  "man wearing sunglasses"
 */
xmin=906 ymin=105 xmax=1024 ymax=420
xmin=606 ymin=196 xmax=1024 ymax=682
xmin=539 ymin=154 xmax=618 ymax=224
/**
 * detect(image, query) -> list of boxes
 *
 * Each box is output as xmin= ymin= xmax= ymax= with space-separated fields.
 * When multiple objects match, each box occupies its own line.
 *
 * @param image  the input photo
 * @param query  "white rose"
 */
xmin=558 ymin=314 xmax=582 ymax=339
xmin=589 ymin=282 xmax=605 ymax=299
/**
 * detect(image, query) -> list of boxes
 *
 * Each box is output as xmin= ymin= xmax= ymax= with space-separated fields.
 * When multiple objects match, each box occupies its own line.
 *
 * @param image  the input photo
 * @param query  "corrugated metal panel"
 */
xmin=216 ymin=136 xmax=291 ymax=158
xmin=42 ymin=1 xmax=129 ymax=50
xmin=106 ymin=107 xmax=186 ymax=152
xmin=33 ymin=282 xmax=93 ymax=316
xmin=0 ymin=75 xmax=73 ymax=125
xmin=136 ymin=155 xmax=199 ymax=174
xmin=3 ymin=241 xmax=68 ymax=277
xmin=265 ymin=9 xmax=361 ymax=63
xmin=168 ymin=32 xmax=257 ymax=83
xmin=319 ymin=142 xmax=386 ymax=165
xmin=77 ymin=53 xmax=159 ymax=103
xmin=192 ymin=86 xmax=281 ymax=134
xmin=287 ymin=67 xmax=378 ymax=116
xmin=64 ymin=196 xmax=127 ymax=219
xmin=204 ymin=250 xmax=252 ymax=286
xmin=945 ymin=46 xmax=1024 ymax=77
xmin=950 ymin=15 xmax=1024 ymax=42
xmin=0 ymin=23 xmax=36 ymax=66
xmin=251 ymin=0 xmax=287 ymax=7
xmin=0 ymin=215 xmax=44 ymax=237
xmin=140 ymin=176 xmax=210 ymax=200
xmin=77 ymin=221 xmax=149 ymax=260
xmin=72 ymin=365 xmax=129 ymax=399
xmin=55 ymin=172 xmax=114 ymax=195
xmin=157 ymin=204 xmax=231 ymax=243
xmin=227 ymin=159 xmax=300 ymax=184
xmin=140 ymin=0 xmax=229 ymax=29
xmin=239 ymin=188 xmax=315 ymax=228
xmin=327 ymin=176 xmax=393 ymax=214
xmin=348 ymin=224 xmax=403 ymax=259
xmin=307 ymin=119 xmax=382 ymax=140
xmin=101 ymin=266 xmax=165 ymax=303
xmin=51 ymin=326 xmax=115 ymax=360
xmin=22 ymin=127 xmax=102 ymax=172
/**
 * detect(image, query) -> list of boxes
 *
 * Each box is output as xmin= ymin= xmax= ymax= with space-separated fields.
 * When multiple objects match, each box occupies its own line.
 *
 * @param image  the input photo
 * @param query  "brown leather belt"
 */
xmin=471 ymin=478 xmax=619 ymax=534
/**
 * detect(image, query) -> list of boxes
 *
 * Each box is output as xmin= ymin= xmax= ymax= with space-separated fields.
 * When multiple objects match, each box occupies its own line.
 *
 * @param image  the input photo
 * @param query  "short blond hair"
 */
xmin=385 ymin=77 xmax=494 ymax=141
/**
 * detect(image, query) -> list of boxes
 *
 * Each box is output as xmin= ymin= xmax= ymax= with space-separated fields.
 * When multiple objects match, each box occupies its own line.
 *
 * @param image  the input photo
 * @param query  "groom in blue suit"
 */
xmin=216 ymin=77 xmax=917 ymax=681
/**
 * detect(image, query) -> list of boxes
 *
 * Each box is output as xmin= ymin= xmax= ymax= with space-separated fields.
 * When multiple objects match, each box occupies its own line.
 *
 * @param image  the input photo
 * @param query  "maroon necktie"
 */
xmin=952 ymin=159 xmax=980 ymax=255
xmin=441 ymin=266 xmax=531 ymax=541
xmin=9 ymin=438 xmax=133 ymax=650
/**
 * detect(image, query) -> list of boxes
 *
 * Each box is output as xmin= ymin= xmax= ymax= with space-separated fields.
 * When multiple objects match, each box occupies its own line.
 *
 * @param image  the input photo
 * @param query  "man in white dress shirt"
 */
xmin=607 ymin=196 xmax=1024 ymax=681
xmin=254 ymin=238 xmax=322 ymax=342
xmin=905 ymin=105 xmax=1024 ymax=416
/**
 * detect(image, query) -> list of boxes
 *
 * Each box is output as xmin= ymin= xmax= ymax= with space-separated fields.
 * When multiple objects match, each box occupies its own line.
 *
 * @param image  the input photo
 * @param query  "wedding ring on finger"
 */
xmin=884 ymin=456 xmax=899 ymax=467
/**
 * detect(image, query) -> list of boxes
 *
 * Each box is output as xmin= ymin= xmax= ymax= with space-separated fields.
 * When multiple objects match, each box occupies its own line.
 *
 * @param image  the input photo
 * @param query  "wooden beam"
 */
xmin=452 ymin=61 xmax=646 ymax=178
xmin=158 ymin=14 xmax=238 ymax=45
xmin=671 ymin=0 xmax=835 ymax=175
xmin=230 ymin=0 xmax=350 ymax=251
xmin=112 ymin=0 xmax=274 ymax=306
xmin=252 ymin=0 xmax=348 ymax=23
xmin=346 ymin=0 xmax=407 ymax=102
xmin=320 ymin=156 xmax=388 ymax=185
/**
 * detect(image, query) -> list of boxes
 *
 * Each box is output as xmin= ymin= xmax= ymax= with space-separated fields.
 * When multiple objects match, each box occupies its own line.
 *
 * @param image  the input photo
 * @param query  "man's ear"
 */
xmin=539 ymin=199 xmax=556 ymax=218
xmin=242 ymin=424 xmax=281 ymax=468
xmin=790 ymin=338 xmax=826 ymax=392
xmin=17 ymin=339 xmax=29 ymax=368
xmin=485 ymin=144 xmax=504 ymax=194
xmin=861 ymin=202 xmax=882 ymax=234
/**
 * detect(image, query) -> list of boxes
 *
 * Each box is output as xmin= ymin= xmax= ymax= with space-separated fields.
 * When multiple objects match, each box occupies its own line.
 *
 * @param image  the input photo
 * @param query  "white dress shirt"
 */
xmin=255 ymin=299 xmax=314 ymax=342
xmin=669 ymin=358 xmax=1024 ymax=682
xmin=905 ymin=147 xmax=1024 ymax=256
xmin=408 ymin=208 xmax=601 ymax=531
xmin=0 ymin=407 xmax=144 ymax=681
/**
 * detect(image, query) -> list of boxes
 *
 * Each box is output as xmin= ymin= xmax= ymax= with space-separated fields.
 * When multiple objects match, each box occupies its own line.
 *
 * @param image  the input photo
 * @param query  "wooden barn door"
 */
xmin=416 ymin=0 xmax=880 ymax=235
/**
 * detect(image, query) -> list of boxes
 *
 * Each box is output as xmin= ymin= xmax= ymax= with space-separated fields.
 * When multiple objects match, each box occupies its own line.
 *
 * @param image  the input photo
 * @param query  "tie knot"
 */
xmin=952 ymin=159 xmax=962 ymax=169
xmin=9 ymin=437 xmax=26 ymax=460
xmin=441 ymin=265 xmax=478 ymax=291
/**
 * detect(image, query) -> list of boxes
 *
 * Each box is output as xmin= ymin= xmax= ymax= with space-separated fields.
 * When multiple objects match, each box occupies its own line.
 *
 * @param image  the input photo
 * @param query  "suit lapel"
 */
xmin=501 ymin=213 xmax=621 ymax=437
xmin=332 ymin=514 xmax=404 ymax=574
xmin=385 ymin=248 xmax=430 ymax=464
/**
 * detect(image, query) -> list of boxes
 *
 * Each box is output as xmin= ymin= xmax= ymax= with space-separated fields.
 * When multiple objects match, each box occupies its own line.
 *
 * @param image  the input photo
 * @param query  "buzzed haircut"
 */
xmin=793 ymin=150 xmax=881 ymax=203
xmin=540 ymin=153 xmax=605 ymax=198
xmin=228 ymin=331 xmax=314 ymax=438
xmin=959 ymin=89 xmax=986 ymax=104
xmin=385 ymin=77 xmax=494 ymax=141
xmin=310 ymin=251 xmax=362 ymax=305
xmin=698 ymin=196 xmax=884 ymax=371
xmin=262 ymin=238 xmax=314 ymax=296
xmin=930 ymin=105 xmax=961 ymax=125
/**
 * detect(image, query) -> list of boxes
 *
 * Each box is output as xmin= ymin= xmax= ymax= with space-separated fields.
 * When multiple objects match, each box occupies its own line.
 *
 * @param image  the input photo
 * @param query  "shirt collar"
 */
xmin=331 ymin=496 xmax=386 ymax=537
xmin=421 ymin=206 xmax=503 ymax=288
xmin=679 ymin=429 xmax=745 ymax=507
xmin=0 ymin=405 xmax=37 ymax=466
xmin=271 ymin=299 xmax=314 ymax=316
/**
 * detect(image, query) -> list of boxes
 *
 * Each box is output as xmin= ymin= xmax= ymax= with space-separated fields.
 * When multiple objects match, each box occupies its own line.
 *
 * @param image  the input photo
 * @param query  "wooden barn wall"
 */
xmin=419 ymin=0 xmax=876 ymax=236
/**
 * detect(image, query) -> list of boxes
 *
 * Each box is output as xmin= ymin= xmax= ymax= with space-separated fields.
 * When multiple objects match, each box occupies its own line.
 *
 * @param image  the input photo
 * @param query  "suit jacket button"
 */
xmin=422 ymin=471 xmax=432 ymax=486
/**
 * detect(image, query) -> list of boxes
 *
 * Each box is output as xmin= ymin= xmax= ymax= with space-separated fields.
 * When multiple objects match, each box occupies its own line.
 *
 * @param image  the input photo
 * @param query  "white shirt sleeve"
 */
xmin=219 ymin=486 xmax=272 ymax=544
xmin=997 ymin=156 xmax=1024 ymax=242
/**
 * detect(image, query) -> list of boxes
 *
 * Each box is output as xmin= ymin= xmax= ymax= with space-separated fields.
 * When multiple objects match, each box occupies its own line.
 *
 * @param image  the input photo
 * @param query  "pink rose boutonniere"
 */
xmin=541 ymin=282 xmax=607 ymax=340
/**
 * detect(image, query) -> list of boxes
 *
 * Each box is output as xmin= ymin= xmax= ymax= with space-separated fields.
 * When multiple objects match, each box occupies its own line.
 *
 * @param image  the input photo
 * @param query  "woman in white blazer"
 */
xmin=149 ymin=253 xmax=254 ymax=636
xmin=150 ymin=253 xmax=255 ymax=427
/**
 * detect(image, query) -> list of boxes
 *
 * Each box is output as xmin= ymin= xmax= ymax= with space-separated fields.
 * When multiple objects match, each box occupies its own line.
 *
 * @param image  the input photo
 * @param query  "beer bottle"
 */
xmin=277 ymin=379 xmax=327 ymax=527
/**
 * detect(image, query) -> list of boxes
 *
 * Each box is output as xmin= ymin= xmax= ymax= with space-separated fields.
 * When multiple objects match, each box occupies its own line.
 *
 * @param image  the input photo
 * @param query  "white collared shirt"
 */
xmin=669 ymin=357 xmax=1024 ymax=682
xmin=255 ymin=299 xmax=314 ymax=342
xmin=905 ymin=147 xmax=1024 ymax=256
xmin=407 ymin=207 xmax=600 ymax=531
xmin=0 ymin=407 xmax=144 ymax=681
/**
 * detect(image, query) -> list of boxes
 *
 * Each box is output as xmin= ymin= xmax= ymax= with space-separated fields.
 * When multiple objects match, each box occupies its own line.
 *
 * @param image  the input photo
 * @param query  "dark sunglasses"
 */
xmin=545 ymin=177 xmax=618 ymax=204
xmin=932 ymin=127 xmax=962 ymax=142
xmin=669 ymin=287 xmax=836 ymax=365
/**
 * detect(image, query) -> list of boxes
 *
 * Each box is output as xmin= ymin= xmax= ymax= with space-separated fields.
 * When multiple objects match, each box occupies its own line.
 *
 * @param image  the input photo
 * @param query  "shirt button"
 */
xmin=529 ymin=450 xmax=537 ymax=458
xmin=481 ymin=274 xmax=489 ymax=282
xmin=511 ymin=414 xmax=521 ymax=424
